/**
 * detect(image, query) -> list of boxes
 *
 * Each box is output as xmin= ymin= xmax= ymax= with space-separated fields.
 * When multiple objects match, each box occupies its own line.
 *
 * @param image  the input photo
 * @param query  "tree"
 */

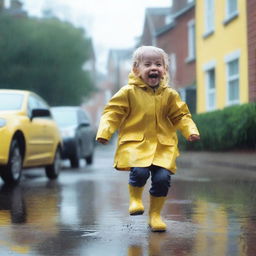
xmin=0 ymin=13 xmax=95 ymax=105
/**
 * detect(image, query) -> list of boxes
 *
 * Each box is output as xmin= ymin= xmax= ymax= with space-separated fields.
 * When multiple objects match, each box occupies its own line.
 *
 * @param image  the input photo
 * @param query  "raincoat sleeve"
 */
xmin=96 ymin=88 xmax=129 ymax=141
xmin=168 ymin=91 xmax=199 ymax=139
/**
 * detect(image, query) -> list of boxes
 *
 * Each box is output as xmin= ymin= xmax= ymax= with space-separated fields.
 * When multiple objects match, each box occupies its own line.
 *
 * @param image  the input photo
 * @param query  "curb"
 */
xmin=177 ymin=151 xmax=256 ymax=171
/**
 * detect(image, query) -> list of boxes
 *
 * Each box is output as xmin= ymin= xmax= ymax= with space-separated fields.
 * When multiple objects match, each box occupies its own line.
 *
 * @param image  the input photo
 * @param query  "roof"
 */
xmin=108 ymin=49 xmax=133 ymax=60
xmin=146 ymin=7 xmax=172 ymax=35
xmin=139 ymin=1 xmax=196 ymax=44
xmin=155 ymin=2 xmax=195 ymax=37
xmin=107 ymin=48 xmax=133 ymax=67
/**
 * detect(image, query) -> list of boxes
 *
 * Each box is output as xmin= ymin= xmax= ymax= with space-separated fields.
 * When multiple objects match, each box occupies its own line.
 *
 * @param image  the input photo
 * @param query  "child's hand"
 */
xmin=97 ymin=138 xmax=109 ymax=145
xmin=187 ymin=134 xmax=200 ymax=142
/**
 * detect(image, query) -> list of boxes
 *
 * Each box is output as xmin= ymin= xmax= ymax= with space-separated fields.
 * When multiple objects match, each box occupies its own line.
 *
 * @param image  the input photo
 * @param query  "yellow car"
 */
xmin=0 ymin=89 xmax=62 ymax=185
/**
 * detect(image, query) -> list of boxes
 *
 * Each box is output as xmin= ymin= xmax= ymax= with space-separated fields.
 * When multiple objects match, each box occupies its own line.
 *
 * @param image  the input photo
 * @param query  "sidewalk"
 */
xmin=177 ymin=150 xmax=256 ymax=171
xmin=99 ymin=138 xmax=256 ymax=172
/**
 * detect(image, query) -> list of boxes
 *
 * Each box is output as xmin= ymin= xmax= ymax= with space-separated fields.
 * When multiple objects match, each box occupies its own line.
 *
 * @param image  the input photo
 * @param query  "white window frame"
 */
xmin=204 ymin=0 xmax=215 ymax=36
xmin=203 ymin=60 xmax=216 ymax=111
xmin=225 ymin=50 xmax=240 ymax=106
xmin=186 ymin=19 xmax=196 ymax=62
xmin=226 ymin=0 xmax=238 ymax=19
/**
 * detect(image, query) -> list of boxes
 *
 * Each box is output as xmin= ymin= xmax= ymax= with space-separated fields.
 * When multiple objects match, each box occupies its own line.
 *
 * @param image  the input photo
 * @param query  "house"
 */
xmin=107 ymin=48 xmax=133 ymax=94
xmin=4 ymin=0 xmax=27 ymax=17
xmin=247 ymin=0 xmax=256 ymax=102
xmin=156 ymin=0 xmax=196 ymax=113
xmin=82 ymin=38 xmax=97 ymax=82
xmin=196 ymin=0 xmax=249 ymax=113
xmin=82 ymin=72 xmax=114 ymax=132
xmin=139 ymin=1 xmax=197 ymax=113
xmin=0 ymin=0 xmax=4 ymax=10
xmin=140 ymin=7 xmax=171 ymax=46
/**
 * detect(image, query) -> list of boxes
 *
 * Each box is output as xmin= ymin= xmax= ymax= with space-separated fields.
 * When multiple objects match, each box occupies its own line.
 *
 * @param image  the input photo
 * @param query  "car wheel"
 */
xmin=45 ymin=147 xmax=61 ymax=179
xmin=70 ymin=144 xmax=80 ymax=168
xmin=0 ymin=139 xmax=23 ymax=185
xmin=85 ymin=153 xmax=94 ymax=165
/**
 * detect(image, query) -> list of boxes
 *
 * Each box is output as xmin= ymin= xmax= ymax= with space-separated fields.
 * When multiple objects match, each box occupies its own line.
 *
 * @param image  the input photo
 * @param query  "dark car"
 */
xmin=51 ymin=106 xmax=95 ymax=168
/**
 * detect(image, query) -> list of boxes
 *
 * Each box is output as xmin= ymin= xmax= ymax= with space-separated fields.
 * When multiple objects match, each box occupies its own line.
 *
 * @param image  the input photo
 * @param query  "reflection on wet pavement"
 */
xmin=0 ymin=144 xmax=256 ymax=255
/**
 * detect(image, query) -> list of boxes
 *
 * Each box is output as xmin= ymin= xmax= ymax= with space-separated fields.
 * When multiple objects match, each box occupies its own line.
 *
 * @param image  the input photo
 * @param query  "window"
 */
xmin=187 ymin=0 xmax=194 ymax=3
xmin=224 ymin=0 xmax=238 ymax=24
xmin=78 ymin=110 xmax=91 ymax=125
xmin=36 ymin=97 xmax=49 ymax=109
xmin=226 ymin=59 xmax=239 ymax=105
xmin=28 ymin=96 xmax=39 ymax=116
xmin=0 ymin=93 xmax=23 ymax=111
xmin=204 ymin=0 xmax=214 ymax=36
xmin=187 ymin=20 xmax=195 ymax=62
xmin=225 ymin=50 xmax=240 ymax=106
xmin=203 ymin=60 xmax=216 ymax=111
xmin=226 ymin=0 xmax=238 ymax=18
xmin=28 ymin=95 xmax=50 ymax=118
xmin=206 ymin=69 xmax=216 ymax=110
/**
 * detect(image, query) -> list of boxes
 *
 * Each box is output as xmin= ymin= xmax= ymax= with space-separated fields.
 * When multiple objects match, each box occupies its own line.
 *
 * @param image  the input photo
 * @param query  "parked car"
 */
xmin=0 ymin=89 xmax=62 ymax=185
xmin=51 ymin=106 xmax=95 ymax=168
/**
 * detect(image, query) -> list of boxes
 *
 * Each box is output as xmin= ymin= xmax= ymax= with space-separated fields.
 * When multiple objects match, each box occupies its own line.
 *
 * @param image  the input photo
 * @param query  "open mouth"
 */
xmin=148 ymin=73 xmax=159 ymax=78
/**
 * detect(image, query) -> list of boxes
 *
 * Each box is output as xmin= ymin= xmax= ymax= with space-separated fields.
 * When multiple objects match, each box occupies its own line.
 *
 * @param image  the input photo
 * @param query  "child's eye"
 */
xmin=157 ymin=63 xmax=162 ymax=67
xmin=145 ymin=63 xmax=150 ymax=67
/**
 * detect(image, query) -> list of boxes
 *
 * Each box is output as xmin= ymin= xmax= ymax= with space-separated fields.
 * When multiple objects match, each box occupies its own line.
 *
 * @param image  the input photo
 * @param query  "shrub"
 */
xmin=178 ymin=103 xmax=256 ymax=151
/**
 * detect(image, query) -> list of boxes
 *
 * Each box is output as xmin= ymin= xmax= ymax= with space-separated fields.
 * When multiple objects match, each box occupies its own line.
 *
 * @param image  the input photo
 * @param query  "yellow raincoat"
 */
xmin=96 ymin=73 xmax=199 ymax=173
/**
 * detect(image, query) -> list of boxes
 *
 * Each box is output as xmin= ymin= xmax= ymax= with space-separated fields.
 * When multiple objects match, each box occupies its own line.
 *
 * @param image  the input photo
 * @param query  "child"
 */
xmin=96 ymin=46 xmax=200 ymax=232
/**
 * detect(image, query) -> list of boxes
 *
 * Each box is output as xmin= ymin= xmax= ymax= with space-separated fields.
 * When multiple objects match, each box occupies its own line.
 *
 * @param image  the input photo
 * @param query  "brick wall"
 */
xmin=157 ymin=7 xmax=195 ymax=89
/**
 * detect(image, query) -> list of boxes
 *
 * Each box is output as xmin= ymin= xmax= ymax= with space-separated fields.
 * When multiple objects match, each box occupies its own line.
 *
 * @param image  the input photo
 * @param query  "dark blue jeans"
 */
xmin=129 ymin=165 xmax=171 ymax=197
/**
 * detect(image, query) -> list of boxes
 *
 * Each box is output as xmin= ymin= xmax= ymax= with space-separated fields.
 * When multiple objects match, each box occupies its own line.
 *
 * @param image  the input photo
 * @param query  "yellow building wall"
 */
xmin=196 ymin=0 xmax=248 ymax=113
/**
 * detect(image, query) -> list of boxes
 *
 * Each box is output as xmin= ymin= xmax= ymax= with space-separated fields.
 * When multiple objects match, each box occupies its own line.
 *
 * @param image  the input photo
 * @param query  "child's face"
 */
xmin=134 ymin=51 xmax=166 ymax=87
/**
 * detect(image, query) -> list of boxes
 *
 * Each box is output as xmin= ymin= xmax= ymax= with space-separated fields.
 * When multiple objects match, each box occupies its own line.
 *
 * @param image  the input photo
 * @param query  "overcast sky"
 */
xmin=19 ymin=0 xmax=172 ymax=73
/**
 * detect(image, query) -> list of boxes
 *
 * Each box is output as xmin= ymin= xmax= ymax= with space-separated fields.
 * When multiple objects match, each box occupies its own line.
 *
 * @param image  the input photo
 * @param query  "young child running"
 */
xmin=96 ymin=45 xmax=200 ymax=232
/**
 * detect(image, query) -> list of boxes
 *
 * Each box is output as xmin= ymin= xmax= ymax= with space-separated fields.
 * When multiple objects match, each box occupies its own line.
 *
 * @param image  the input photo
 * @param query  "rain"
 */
xmin=0 ymin=0 xmax=256 ymax=255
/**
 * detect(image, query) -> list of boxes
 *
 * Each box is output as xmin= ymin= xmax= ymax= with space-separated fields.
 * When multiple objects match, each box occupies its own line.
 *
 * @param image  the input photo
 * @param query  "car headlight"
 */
xmin=61 ymin=128 xmax=75 ymax=138
xmin=0 ymin=118 xmax=6 ymax=127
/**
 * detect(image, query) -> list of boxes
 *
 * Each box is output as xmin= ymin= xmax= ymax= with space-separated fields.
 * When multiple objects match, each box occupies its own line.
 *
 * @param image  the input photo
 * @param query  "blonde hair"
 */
xmin=132 ymin=45 xmax=169 ymax=71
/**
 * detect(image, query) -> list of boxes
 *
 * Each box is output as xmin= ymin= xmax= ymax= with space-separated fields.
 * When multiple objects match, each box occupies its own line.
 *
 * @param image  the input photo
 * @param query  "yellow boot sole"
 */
xmin=129 ymin=203 xmax=144 ymax=215
xmin=149 ymin=224 xmax=166 ymax=232
xmin=130 ymin=210 xmax=144 ymax=216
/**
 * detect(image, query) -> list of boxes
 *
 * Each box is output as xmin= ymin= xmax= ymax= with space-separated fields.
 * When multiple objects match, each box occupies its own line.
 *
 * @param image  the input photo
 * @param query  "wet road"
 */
xmin=0 ymin=143 xmax=256 ymax=256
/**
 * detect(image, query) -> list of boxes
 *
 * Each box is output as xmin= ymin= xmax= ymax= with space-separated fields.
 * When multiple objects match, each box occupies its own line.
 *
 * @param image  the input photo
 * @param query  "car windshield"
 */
xmin=0 ymin=93 xmax=24 ymax=111
xmin=52 ymin=109 xmax=78 ymax=127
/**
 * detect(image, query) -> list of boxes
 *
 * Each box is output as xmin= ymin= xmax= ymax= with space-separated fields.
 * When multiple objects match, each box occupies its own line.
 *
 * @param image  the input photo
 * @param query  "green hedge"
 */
xmin=178 ymin=102 xmax=256 ymax=151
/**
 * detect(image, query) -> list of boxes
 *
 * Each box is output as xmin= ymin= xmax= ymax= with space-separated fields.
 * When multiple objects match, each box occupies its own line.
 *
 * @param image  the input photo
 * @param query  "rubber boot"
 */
xmin=128 ymin=185 xmax=144 ymax=215
xmin=148 ymin=195 xmax=167 ymax=232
